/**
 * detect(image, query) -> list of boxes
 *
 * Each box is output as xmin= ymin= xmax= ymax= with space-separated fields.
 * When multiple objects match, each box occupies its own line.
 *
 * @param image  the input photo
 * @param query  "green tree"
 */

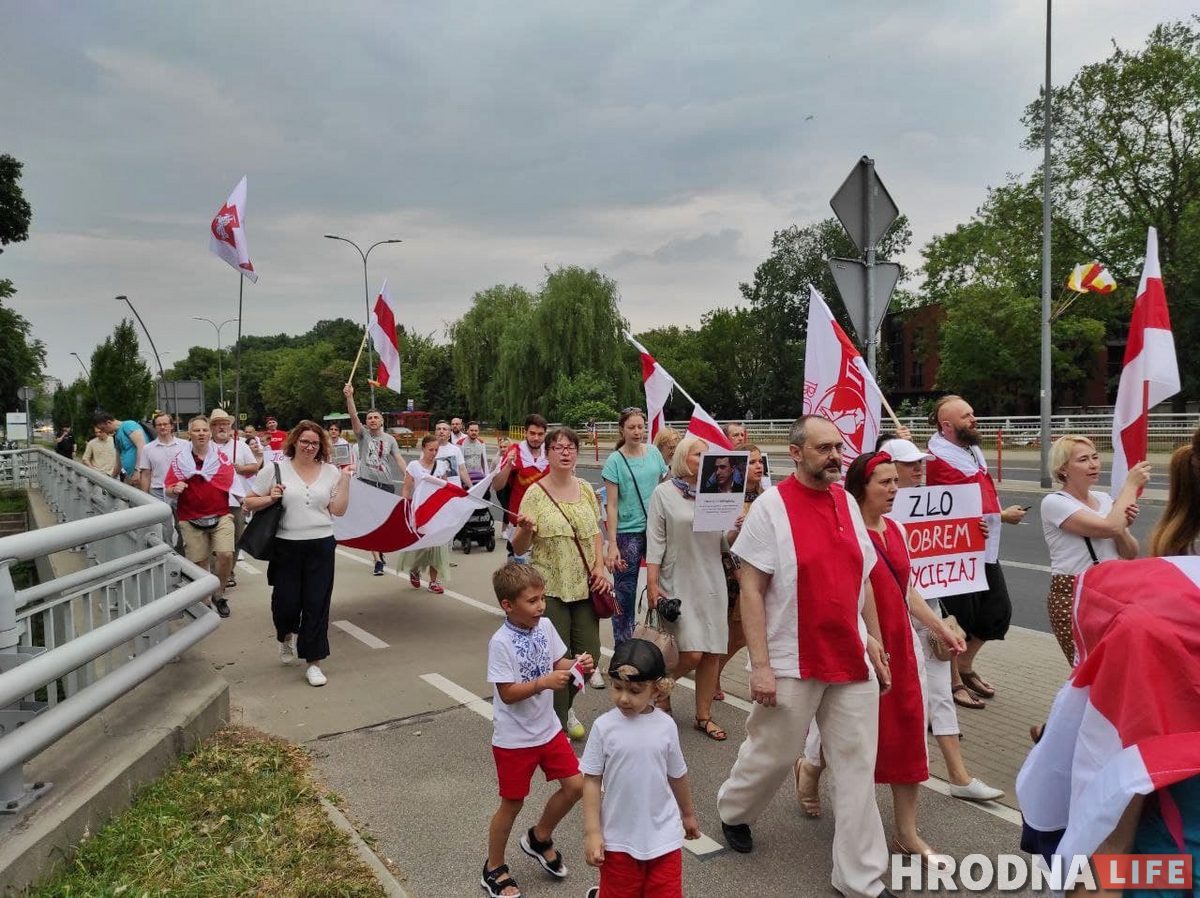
xmin=90 ymin=319 xmax=153 ymax=421
xmin=0 ymin=154 xmax=43 ymax=411
xmin=449 ymin=285 xmax=535 ymax=420
xmin=1023 ymin=17 xmax=1200 ymax=398
xmin=696 ymin=307 xmax=776 ymax=419
xmin=260 ymin=343 xmax=351 ymax=424
xmin=0 ymin=155 xmax=32 ymax=251
xmin=548 ymin=370 xmax=619 ymax=426
xmin=632 ymin=325 xmax=710 ymax=420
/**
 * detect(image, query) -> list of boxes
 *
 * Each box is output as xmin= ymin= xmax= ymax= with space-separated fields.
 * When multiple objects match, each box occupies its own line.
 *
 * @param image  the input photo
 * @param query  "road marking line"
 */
xmin=236 ymin=560 xmax=262 ymax=575
xmin=682 ymin=832 xmax=724 ymax=857
xmin=1002 ymin=560 xmax=1052 ymax=573
xmin=420 ymin=672 xmax=494 ymax=721
xmin=333 ymin=620 xmax=390 ymax=649
xmin=336 ymin=548 xmax=505 ymax=617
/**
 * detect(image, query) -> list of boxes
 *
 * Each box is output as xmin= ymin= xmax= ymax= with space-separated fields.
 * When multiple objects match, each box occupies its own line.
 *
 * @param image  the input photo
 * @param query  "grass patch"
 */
xmin=28 ymin=726 xmax=386 ymax=898
xmin=0 ymin=488 xmax=26 ymax=514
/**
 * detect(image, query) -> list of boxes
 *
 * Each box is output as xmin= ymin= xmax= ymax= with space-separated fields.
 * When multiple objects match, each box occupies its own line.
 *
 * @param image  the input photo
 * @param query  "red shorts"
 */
xmin=492 ymin=730 xmax=580 ymax=800
xmin=599 ymin=849 xmax=683 ymax=898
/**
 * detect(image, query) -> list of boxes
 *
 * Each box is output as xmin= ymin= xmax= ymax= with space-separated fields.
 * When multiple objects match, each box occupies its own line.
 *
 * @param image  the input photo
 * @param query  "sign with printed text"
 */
xmin=888 ymin=484 xmax=985 ymax=599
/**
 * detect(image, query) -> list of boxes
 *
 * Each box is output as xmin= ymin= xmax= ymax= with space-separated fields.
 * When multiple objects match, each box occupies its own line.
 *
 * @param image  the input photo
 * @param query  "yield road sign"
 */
xmin=830 ymin=156 xmax=899 ymax=253
xmin=827 ymin=257 xmax=902 ymax=346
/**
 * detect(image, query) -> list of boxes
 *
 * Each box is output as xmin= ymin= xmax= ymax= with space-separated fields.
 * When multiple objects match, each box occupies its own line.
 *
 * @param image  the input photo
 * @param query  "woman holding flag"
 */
xmin=398 ymin=435 xmax=454 ymax=594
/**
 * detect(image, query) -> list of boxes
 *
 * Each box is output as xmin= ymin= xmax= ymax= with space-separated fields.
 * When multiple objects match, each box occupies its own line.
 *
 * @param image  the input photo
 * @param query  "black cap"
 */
xmin=608 ymin=638 xmax=666 ymax=682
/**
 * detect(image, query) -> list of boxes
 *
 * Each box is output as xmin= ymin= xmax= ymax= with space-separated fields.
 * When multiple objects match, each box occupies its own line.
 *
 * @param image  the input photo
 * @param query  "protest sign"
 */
xmin=889 ymin=484 xmax=986 ymax=598
xmin=694 ymin=450 xmax=749 ymax=532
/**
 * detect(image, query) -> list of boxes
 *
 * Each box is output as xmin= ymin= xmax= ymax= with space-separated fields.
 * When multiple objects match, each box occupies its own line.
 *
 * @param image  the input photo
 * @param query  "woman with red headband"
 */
xmin=796 ymin=450 xmax=967 ymax=868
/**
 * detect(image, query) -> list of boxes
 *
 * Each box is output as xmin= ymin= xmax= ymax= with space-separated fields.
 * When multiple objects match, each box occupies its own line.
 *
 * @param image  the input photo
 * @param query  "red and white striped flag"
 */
xmin=1110 ymin=228 xmax=1179 ymax=496
xmin=803 ymin=286 xmax=881 ymax=466
xmin=208 ymin=176 xmax=257 ymax=283
xmin=1017 ymin=556 xmax=1200 ymax=863
xmin=686 ymin=403 xmax=734 ymax=450
xmin=625 ymin=333 xmax=674 ymax=439
xmin=369 ymin=279 xmax=402 ymax=391
xmin=333 ymin=474 xmax=491 ymax=553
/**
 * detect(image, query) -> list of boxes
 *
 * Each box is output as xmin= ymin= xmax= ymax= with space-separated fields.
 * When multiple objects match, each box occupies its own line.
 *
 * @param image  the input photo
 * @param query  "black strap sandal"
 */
xmin=519 ymin=827 xmax=568 ymax=878
xmin=481 ymin=862 xmax=522 ymax=898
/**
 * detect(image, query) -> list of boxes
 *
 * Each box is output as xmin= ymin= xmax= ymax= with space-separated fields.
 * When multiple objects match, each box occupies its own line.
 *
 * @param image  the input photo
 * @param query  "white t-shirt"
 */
xmin=434 ymin=443 xmax=466 ymax=482
xmin=487 ymin=618 xmax=567 ymax=749
xmin=252 ymin=459 xmax=342 ymax=541
xmin=579 ymin=708 xmax=687 ymax=860
xmin=1041 ymin=490 xmax=1119 ymax=575
xmin=138 ymin=437 xmax=187 ymax=490
xmin=730 ymin=484 xmax=876 ymax=681
xmin=215 ymin=438 xmax=259 ymax=505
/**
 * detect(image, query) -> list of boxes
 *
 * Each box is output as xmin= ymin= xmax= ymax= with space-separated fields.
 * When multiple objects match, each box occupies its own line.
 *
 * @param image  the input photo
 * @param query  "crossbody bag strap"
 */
xmin=538 ymin=482 xmax=593 ymax=579
xmin=1059 ymin=491 xmax=1102 ymax=565
xmin=868 ymin=529 xmax=908 ymax=596
xmin=618 ymin=450 xmax=647 ymax=517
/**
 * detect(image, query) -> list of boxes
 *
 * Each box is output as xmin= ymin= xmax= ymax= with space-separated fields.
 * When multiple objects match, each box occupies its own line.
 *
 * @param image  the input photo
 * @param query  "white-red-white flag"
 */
xmin=208 ymin=176 xmax=257 ymax=283
xmin=369 ymin=279 xmax=401 ymax=391
xmin=802 ymin=286 xmax=881 ymax=466
xmin=1110 ymin=228 xmax=1179 ymax=496
xmin=333 ymin=474 xmax=491 ymax=553
xmin=625 ymin=333 xmax=674 ymax=439
xmin=686 ymin=403 xmax=734 ymax=450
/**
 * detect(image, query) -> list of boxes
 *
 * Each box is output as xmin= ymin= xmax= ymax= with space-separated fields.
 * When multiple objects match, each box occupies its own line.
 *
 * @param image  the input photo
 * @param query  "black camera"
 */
xmin=657 ymin=597 xmax=681 ymax=622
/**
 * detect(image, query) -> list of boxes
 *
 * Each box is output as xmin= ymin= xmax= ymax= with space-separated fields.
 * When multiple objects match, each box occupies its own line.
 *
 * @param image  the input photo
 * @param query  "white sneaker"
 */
xmin=278 ymin=636 xmax=295 ymax=665
xmin=305 ymin=664 xmax=327 ymax=687
xmin=589 ymin=669 xmax=606 ymax=689
xmin=948 ymin=777 xmax=1004 ymax=802
xmin=566 ymin=708 xmax=585 ymax=740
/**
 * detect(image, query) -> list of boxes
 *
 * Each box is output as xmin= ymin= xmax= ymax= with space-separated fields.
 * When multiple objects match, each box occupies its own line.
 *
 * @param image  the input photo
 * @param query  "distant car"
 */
xmin=388 ymin=426 xmax=417 ymax=448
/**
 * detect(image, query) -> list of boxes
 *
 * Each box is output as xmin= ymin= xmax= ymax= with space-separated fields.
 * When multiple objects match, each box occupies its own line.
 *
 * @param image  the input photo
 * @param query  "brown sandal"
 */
xmin=960 ymin=669 xmax=995 ymax=698
xmin=952 ymin=684 xmax=986 ymax=710
xmin=694 ymin=717 xmax=727 ymax=741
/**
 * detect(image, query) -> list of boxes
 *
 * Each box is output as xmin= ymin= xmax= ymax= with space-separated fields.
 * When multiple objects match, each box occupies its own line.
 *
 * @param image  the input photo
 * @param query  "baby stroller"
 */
xmin=456 ymin=470 xmax=497 ymax=554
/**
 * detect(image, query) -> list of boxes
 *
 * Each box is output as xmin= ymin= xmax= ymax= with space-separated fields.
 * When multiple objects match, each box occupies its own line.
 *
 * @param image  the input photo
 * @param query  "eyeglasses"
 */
xmin=621 ymin=407 xmax=644 ymax=415
xmin=549 ymin=444 xmax=578 ymax=454
xmin=297 ymin=440 xmax=321 ymax=448
xmin=805 ymin=441 xmax=844 ymax=457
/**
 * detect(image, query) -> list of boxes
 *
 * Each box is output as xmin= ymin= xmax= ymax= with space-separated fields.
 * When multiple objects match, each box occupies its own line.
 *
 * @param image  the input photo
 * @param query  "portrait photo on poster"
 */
xmin=694 ymin=450 xmax=749 ymax=532
xmin=759 ymin=453 xmax=770 ymax=480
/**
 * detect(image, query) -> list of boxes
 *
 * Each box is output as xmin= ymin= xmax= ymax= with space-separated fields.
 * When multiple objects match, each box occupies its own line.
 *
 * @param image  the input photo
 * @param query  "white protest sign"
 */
xmin=888 ymin=484 xmax=986 ymax=599
xmin=693 ymin=450 xmax=749 ymax=532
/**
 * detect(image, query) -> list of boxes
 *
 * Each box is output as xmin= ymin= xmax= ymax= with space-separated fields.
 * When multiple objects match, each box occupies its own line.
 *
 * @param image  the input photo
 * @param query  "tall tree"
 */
xmin=90 ymin=319 xmax=154 ymax=420
xmin=449 ymin=284 xmax=535 ymax=419
xmin=0 ymin=154 xmax=42 ymax=411
xmin=1023 ymin=17 xmax=1200 ymax=397
xmin=0 ymin=154 xmax=32 ymax=252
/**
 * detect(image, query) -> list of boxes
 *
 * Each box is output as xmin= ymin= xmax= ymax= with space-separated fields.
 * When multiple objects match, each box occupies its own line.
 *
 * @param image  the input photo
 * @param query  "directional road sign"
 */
xmin=830 ymin=156 xmax=899 ymax=253
xmin=827 ymin=257 xmax=902 ymax=346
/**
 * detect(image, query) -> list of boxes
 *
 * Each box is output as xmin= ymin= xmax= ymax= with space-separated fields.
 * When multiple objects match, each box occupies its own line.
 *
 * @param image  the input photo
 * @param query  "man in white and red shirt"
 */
xmin=717 ymin=415 xmax=892 ymax=898
xmin=262 ymin=415 xmax=288 ymax=461
xmin=167 ymin=415 xmax=236 ymax=619
xmin=450 ymin=416 xmax=466 ymax=446
xmin=492 ymin=414 xmax=549 ymax=556
xmin=925 ymin=395 xmax=1026 ymax=707
xmin=211 ymin=408 xmax=263 ymax=588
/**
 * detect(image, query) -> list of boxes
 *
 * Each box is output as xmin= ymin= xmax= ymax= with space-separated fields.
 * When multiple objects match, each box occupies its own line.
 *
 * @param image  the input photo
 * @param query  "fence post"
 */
xmin=997 ymin=429 xmax=1003 ymax=483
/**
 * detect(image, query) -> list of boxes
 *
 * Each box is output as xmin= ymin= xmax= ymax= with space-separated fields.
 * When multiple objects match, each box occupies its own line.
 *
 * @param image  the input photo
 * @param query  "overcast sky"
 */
xmin=2 ymin=1 xmax=1192 ymax=386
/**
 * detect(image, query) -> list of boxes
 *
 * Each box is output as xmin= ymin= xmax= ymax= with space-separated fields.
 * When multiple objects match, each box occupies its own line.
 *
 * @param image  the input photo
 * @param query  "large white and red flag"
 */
xmin=1110 ymin=227 xmax=1179 ymax=496
xmin=369 ymin=279 xmax=401 ymax=391
xmin=686 ymin=403 xmax=734 ymax=450
xmin=208 ymin=176 xmax=257 ymax=283
xmin=803 ymin=286 xmax=881 ymax=466
xmin=625 ymin=333 xmax=675 ymax=439
xmin=333 ymin=473 xmax=491 ymax=553
xmin=1016 ymin=556 xmax=1200 ymax=864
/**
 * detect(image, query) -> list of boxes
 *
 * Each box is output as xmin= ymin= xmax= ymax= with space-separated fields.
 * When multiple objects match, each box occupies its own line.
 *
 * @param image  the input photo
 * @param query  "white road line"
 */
xmin=1002 ymin=559 xmax=1052 ymax=573
xmin=335 ymin=548 xmax=504 ymax=617
xmin=236 ymin=560 xmax=262 ymax=576
xmin=333 ymin=620 xmax=390 ymax=649
xmin=683 ymin=832 xmax=725 ymax=857
xmin=420 ymin=672 xmax=494 ymax=720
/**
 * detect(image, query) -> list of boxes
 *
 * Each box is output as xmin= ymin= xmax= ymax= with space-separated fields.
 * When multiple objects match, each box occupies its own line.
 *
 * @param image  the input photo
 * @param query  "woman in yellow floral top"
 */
xmin=512 ymin=425 xmax=608 ymax=739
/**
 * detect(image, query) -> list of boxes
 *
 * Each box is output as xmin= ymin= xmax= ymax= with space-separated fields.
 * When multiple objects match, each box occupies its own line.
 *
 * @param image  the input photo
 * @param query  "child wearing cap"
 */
xmin=484 ymin=562 xmax=595 ymax=898
xmin=581 ymin=638 xmax=700 ymax=898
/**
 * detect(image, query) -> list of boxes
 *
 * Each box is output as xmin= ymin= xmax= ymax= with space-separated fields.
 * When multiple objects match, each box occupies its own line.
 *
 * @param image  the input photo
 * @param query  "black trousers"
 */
xmin=268 ymin=536 xmax=336 ymax=662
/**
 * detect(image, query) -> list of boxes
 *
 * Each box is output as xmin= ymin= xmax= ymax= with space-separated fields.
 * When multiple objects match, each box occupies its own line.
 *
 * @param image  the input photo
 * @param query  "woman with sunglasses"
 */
xmin=602 ymin=408 xmax=668 ymax=651
xmin=244 ymin=421 xmax=352 ymax=688
xmin=512 ymin=426 xmax=609 ymax=740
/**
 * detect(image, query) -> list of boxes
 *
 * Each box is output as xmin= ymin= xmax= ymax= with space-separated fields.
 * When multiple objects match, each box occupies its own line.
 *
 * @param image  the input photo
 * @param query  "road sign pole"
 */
xmin=864 ymin=158 xmax=877 ymax=375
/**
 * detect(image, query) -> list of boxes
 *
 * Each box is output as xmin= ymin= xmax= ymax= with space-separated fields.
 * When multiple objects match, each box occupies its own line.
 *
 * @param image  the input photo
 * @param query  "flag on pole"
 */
xmin=208 ymin=176 xmax=257 ymax=283
xmin=802 ymin=286 xmax=881 ymax=465
xmin=1016 ymin=556 xmax=1200 ymax=865
xmin=625 ymin=333 xmax=674 ymax=439
xmin=369 ymin=279 xmax=402 ymax=391
xmin=1110 ymin=228 xmax=1179 ymax=496
xmin=686 ymin=403 xmax=734 ymax=450
xmin=1065 ymin=261 xmax=1117 ymax=294
xmin=333 ymin=475 xmax=491 ymax=553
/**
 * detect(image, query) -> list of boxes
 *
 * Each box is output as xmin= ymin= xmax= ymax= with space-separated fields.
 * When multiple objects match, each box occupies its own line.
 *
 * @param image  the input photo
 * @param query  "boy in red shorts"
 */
xmin=483 ymin=562 xmax=595 ymax=898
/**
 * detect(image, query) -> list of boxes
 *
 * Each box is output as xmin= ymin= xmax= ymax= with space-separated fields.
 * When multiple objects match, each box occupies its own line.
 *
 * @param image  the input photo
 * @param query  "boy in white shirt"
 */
xmin=581 ymin=639 xmax=700 ymax=898
xmin=484 ymin=563 xmax=595 ymax=898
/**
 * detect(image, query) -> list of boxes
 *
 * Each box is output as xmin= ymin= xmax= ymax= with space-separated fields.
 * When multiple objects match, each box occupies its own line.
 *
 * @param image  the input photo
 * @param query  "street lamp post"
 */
xmin=192 ymin=317 xmax=238 ymax=407
xmin=116 ymin=295 xmax=177 ymax=423
xmin=324 ymin=235 xmax=402 ymax=408
xmin=69 ymin=351 xmax=101 ymax=410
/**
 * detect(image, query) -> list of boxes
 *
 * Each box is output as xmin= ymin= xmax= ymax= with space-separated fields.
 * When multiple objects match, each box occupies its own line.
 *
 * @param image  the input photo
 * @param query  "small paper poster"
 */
xmin=888 ymin=484 xmax=986 ymax=599
xmin=693 ymin=451 xmax=749 ymax=532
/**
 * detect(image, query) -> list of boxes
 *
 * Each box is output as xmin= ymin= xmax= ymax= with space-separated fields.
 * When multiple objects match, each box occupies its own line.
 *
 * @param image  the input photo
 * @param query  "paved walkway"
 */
xmin=192 ymin=532 xmax=1068 ymax=896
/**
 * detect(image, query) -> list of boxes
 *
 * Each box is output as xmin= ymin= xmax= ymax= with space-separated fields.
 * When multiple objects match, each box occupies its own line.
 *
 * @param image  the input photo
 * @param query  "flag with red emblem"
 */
xmin=208 ymin=176 xmax=257 ymax=283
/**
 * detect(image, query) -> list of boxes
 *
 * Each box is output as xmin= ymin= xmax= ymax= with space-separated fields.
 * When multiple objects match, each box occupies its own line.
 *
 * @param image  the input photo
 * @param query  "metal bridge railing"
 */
xmin=0 ymin=448 xmax=220 ymax=814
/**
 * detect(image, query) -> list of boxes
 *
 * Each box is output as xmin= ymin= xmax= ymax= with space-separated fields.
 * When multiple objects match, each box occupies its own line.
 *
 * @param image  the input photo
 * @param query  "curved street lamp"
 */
xmin=116 ymin=295 xmax=177 ymax=423
xmin=192 ymin=317 xmax=238 ymax=407
xmin=69 ymin=351 xmax=101 ymax=410
xmin=324 ymin=235 xmax=402 ymax=408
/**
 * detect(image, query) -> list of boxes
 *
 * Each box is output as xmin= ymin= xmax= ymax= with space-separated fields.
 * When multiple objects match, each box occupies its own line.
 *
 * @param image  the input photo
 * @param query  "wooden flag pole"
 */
xmin=865 ymin=378 xmax=904 ymax=432
xmin=346 ymin=327 xmax=370 ymax=386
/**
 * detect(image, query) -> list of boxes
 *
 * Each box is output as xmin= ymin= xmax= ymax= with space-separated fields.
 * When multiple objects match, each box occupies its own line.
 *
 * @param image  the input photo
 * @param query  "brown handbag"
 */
xmin=632 ymin=589 xmax=679 ymax=669
xmin=929 ymin=614 xmax=966 ymax=662
xmin=537 ymin=483 xmax=621 ymax=619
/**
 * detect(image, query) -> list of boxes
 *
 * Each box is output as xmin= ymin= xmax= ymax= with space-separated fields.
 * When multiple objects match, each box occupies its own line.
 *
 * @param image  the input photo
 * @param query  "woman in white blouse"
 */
xmin=1040 ymin=434 xmax=1149 ymax=663
xmin=245 ymin=421 xmax=352 ymax=687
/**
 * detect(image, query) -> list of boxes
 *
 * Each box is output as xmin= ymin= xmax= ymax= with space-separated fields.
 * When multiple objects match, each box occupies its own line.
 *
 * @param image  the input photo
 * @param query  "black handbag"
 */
xmin=238 ymin=462 xmax=283 ymax=560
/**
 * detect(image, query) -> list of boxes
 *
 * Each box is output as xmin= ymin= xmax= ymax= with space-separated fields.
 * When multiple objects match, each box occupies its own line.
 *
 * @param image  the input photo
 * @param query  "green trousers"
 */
xmin=543 ymin=594 xmax=600 ymax=727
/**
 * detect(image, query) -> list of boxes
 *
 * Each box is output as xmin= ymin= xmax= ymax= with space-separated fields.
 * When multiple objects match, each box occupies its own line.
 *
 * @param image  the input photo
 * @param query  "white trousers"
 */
xmin=717 ymin=677 xmax=887 ymax=898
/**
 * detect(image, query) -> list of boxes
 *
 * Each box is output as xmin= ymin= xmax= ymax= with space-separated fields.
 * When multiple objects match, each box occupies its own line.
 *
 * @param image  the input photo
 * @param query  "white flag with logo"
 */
xmin=208 ymin=176 xmax=257 ymax=283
